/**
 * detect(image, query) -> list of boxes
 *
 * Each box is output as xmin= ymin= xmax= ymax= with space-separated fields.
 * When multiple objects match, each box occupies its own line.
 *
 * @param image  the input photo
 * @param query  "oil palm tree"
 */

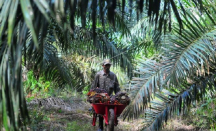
xmin=122 ymin=3 xmax=216 ymax=130
xmin=0 ymin=0 xmax=207 ymax=130
xmin=0 ymin=0 xmax=132 ymax=130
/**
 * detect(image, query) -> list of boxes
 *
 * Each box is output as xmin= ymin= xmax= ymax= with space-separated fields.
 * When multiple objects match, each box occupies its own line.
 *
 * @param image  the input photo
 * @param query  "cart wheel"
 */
xmin=107 ymin=109 xmax=114 ymax=131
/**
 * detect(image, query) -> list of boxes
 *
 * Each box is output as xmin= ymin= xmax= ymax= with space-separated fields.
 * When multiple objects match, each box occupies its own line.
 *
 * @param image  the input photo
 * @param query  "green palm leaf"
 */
xmin=24 ymin=29 xmax=73 ymax=88
xmin=0 ymin=0 xmax=212 ymax=130
xmin=20 ymin=0 xmax=38 ymax=48
xmin=0 ymin=22 xmax=30 ymax=130
xmin=67 ymin=26 xmax=134 ymax=77
xmin=142 ymin=72 xmax=216 ymax=130
xmin=123 ymin=8 xmax=216 ymax=129
xmin=122 ymin=59 xmax=164 ymax=120
xmin=115 ymin=9 xmax=131 ymax=37
xmin=162 ymin=11 xmax=216 ymax=86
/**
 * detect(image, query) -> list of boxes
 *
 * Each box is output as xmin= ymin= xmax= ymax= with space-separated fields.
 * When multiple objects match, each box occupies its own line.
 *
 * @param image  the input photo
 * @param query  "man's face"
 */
xmin=103 ymin=64 xmax=111 ymax=72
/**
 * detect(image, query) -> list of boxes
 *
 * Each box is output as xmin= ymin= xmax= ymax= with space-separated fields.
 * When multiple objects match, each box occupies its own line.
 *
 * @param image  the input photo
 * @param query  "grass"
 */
xmin=66 ymin=121 xmax=96 ymax=131
xmin=27 ymin=105 xmax=95 ymax=131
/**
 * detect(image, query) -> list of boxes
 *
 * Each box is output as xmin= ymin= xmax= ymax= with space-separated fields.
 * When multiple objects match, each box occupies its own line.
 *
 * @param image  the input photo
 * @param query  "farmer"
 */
xmin=91 ymin=59 xmax=120 ymax=131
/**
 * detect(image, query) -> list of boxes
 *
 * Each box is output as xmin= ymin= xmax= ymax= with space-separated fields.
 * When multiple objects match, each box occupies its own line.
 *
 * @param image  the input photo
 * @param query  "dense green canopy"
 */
xmin=0 ymin=0 xmax=216 ymax=130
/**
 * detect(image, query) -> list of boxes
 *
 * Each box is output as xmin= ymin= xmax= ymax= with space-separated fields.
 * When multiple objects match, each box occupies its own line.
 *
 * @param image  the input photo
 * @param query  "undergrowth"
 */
xmin=24 ymin=69 xmax=216 ymax=131
xmin=66 ymin=121 xmax=95 ymax=131
xmin=188 ymin=98 xmax=216 ymax=130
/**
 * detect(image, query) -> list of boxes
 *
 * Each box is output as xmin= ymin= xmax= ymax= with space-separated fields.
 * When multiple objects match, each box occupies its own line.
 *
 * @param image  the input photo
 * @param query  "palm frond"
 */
xmin=0 ymin=0 xmax=211 ymax=130
xmin=62 ymin=54 xmax=101 ymax=90
xmin=99 ymin=34 xmax=133 ymax=77
xmin=115 ymin=9 xmax=131 ymax=37
xmin=0 ymin=22 xmax=30 ymax=130
xmin=122 ymin=58 xmax=164 ymax=120
xmin=122 ymin=8 xmax=216 ymax=126
xmin=142 ymin=72 xmax=216 ymax=130
xmin=162 ymin=10 xmax=216 ymax=86
xmin=46 ymin=0 xmax=207 ymax=39
xmin=67 ymin=26 xmax=134 ymax=77
xmin=126 ymin=16 xmax=159 ymax=55
xmin=49 ymin=18 xmax=72 ymax=52
xmin=25 ymin=30 xmax=73 ymax=88
xmin=42 ymin=44 xmax=73 ymax=87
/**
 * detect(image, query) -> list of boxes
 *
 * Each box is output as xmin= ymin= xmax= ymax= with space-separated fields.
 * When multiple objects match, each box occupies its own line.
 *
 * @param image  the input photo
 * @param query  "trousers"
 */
xmin=98 ymin=115 xmax=104 ymax=130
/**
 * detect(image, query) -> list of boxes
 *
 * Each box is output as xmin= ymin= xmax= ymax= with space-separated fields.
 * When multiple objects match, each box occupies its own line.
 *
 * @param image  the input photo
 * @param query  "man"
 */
xmin=91 ymin=59 xmax=120 ymax=131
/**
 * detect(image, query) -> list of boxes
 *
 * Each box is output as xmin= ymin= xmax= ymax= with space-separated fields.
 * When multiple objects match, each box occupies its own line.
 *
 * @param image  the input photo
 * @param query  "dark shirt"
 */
xmin=91 ymin=70 xmax=120 ymax=95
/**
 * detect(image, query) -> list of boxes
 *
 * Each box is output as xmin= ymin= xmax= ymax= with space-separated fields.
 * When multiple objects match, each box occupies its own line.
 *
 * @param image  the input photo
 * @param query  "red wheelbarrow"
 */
xmin=91 ymin=103 xmax=127 ymax=131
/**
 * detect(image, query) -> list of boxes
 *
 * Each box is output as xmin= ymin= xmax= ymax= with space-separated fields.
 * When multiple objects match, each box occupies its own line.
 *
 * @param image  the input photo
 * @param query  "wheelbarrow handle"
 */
xmin=103 ymin=106 xmax=118 ymax=126
xmin=92 ymin=113 xmax=97 ymax=126
xmin=114 ymin=106 xmax=118 ymax=126
xmin=104 ymin=106 xmax=109 ymax=125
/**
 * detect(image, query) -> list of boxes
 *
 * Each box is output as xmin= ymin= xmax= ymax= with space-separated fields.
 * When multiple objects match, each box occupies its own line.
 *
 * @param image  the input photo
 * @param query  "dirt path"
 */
xmin=27 ymin=97 xmax=140 ymax=131
xmin=27 ymin=97 xmax=198 ymax=131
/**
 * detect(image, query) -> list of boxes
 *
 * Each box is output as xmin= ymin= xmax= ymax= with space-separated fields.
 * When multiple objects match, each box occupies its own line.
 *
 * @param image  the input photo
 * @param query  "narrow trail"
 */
xmin=27 ymin=97 xmax=142 ymax=131
xmin=27 ymin=97 xmax=197 ymax=131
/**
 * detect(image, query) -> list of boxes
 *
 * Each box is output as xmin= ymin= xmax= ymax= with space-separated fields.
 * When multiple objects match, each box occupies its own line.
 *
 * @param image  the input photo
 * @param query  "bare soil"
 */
xmin=27 ymin=97 xmax=199 ymax=131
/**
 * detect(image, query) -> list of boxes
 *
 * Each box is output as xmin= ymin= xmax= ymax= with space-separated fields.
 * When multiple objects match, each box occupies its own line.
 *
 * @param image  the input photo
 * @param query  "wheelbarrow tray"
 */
xmin=92 ymin=103 xmax=127 ymax=115
xmin=91 ymin=103 xmax=127 ymax=126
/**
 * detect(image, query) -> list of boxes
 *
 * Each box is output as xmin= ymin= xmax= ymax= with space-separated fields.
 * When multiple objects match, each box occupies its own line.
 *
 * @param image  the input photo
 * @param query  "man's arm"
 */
xmin=91 ymin=73 xmax=99 ymax=89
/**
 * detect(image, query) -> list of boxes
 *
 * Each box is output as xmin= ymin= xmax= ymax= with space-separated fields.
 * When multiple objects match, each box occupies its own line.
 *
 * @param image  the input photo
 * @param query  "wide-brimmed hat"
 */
xmin=102 ymin=59 xmax=112 ymax=65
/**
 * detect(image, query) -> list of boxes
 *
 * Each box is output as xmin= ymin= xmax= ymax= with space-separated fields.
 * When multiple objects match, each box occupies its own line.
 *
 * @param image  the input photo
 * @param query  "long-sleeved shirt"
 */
xmin=91 ymin=70 xmax=120 ymax=95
